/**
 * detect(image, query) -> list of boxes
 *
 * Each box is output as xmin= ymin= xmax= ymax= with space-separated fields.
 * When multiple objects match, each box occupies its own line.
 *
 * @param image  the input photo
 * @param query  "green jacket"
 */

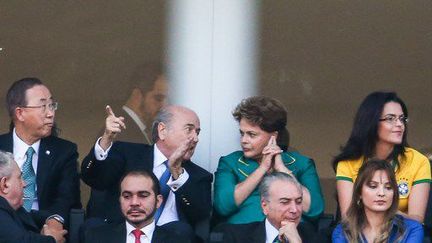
xmin=214 ymin=151 xmax=324 ymax=224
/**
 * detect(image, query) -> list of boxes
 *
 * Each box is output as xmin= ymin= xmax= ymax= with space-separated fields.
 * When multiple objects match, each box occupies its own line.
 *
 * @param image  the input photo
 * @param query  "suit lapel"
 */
xmin=112 ymin=222 xmax=127 ymax=243
xmin=152 ymin=226 xmax=168 ymax=243
xmin=253 ymin=221 xmax=266 ymax=243
xmin=36 ymin=138 xmax=52 ymax=198
xmin=16 ymin=207 xmax=39 ymax=231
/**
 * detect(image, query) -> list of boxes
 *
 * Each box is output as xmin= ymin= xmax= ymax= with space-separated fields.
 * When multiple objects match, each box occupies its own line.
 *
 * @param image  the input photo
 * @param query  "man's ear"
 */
xmin=0 ymin=177 xmax=9 ymax=194
xmin=158 ymin=122 xmax=167 ymax=141
xmin=261 ymin=199 xmax=269 ymax=216
xmin=15 ymin=107 xmax=25 ymax=122
xmin=155 ymin=194 xmax=163 ymax=209
xmin=272 ymin=131 xmax=278 ymax=139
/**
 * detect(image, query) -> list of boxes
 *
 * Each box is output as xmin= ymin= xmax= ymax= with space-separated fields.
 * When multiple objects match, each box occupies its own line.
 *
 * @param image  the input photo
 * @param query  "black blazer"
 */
xmin=0 ymin=196 xmax=55 ymax=243
xmin=210 ymin=221 xmax=316 ymax=243
xmin=84 ymin=221 xmax=194 ymax=243
xmin=0 ymin=133 xmax=82 ymax=227
xmin=81 ymin=142 xmax=212 ymax=227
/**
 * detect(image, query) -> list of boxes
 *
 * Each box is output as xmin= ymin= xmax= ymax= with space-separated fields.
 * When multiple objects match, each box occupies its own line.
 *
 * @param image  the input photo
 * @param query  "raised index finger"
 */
xmin=105 ymin=105 xmax=116 ymax=117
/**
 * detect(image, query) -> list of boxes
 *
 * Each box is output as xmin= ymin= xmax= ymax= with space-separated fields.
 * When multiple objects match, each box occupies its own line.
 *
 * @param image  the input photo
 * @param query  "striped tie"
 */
xmin=22 ymin=147 xmax=36 ymax=211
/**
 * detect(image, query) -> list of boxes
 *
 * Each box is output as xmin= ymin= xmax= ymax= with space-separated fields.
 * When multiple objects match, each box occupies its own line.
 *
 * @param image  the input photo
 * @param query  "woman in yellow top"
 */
xmin=333 ymin=91 xmax=431 ymax=223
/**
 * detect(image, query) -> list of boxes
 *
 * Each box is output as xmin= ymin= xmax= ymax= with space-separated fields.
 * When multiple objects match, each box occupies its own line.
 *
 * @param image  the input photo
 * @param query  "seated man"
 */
xmin=211 ymin=172 xmax=317 ymax=243
xmin=0 ymin=77 xmax=82 ymax=228
xmin=0 ymin=150 xmax=66 ymax=243
xmin=84 ymin=170 xmax=194 ymax=243
xmin=81 ymin=105 xmax=212 ymax=229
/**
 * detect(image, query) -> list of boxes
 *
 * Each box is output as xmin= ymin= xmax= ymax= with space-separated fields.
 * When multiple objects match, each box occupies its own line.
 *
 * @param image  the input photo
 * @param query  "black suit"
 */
xmin=0 ymin=196 xmax=55 ymax=243
xmin=210 ymin=221 xmax=316 ymax=243
xmin=0 ymin=133 xmax=82 ymax=227
xmin=87 ymin=107 xmax=151 ymax=218
xmin=84 ymin=221 xmax=194 ymax=243
xmin=81 ymin=142 xmax=212 ymax=227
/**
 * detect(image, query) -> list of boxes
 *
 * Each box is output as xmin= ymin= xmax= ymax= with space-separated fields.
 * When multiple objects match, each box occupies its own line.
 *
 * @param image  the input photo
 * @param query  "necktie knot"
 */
xmin=26 ymin=147 xmax=35 ymax=158
xmin=132 ymin=229 xmax=143 ymax=243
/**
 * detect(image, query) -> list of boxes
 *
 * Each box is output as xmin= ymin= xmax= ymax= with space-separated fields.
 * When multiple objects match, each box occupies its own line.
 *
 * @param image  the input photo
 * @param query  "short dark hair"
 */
xmin=333 ymin=91 xmax=408 ymax=170
xmin=119 ymin=170 xmax=160 ymax=196
xmin=233 ymin=96 xmax=288 ymax=146
xmin=125 ymin=62 xmax=164 ymax=100
xmin=6 ymin=77 xmax=43 ymax=119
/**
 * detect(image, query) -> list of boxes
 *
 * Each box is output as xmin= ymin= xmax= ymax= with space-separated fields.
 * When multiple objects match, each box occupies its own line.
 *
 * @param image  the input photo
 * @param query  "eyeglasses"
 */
xmin=22 ymin=102 xmax=58 ymax=113
xmin=379 ymin=115 xmax=408 ymax=124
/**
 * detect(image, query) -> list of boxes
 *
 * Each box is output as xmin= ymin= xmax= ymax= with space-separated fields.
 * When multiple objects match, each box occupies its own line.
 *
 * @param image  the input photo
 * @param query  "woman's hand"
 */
xmin=261 ymin=136 xmax=285 ymax=173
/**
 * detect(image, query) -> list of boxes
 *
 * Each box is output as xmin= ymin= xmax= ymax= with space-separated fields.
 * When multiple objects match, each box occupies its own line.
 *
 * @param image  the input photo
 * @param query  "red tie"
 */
xmin=132 ymin=229 xmax=143 ymax=243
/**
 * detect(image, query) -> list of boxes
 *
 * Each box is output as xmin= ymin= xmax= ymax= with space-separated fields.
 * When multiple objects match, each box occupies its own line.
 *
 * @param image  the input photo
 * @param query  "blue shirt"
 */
xmin=332 ymin=215 xmax=424 ymax=242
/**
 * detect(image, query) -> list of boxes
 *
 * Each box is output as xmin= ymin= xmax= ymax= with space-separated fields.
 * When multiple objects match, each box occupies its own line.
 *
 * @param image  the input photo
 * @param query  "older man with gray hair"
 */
xmin=81 ymin=105 xmax=212 ymax=241
xmin=211 ymin=172 xmax=317 ymax=243
xmin=0 ymin=150 xmax=66 ymax=243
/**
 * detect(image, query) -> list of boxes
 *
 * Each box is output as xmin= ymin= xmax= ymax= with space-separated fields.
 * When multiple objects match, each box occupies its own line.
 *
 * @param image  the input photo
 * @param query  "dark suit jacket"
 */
xmin=81 ymin=142 xmax=212 ymax=227
xmin=87 ymin=107 xmax=151 ymax=218
xmin=210 ymin=221 xmax=316 ymax=243
xmin=0 ymin=133 xmax=82 ymax=227
xmin=84 ymin=221 xmax=194 ymax=243
xmin=0 ymin=196 xmax=55 ymax=243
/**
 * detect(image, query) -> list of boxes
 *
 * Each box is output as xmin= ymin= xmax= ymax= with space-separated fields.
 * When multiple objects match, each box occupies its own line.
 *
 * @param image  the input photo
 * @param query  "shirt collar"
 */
xmin=153 ymin=144 xmax=168 ymax=167
xmin=265 ymin=218 xmax=279 ymax=243
xmin=13 ymin=128 xmax=40 ymax=158
xmin=122 ymin=106 xmax=146 ymax=133
xmin=126 ymin=220 xmax=156 ymax=242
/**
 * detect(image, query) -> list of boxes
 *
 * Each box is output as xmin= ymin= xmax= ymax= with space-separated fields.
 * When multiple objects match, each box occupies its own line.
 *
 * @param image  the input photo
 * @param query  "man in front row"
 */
xmin=84 ymin=170 xmax=194 ymax=243
xmin=0 ymin=151 xmax=66 ymax=243
xmin=212 ymin=172 xmax=316 ymax=243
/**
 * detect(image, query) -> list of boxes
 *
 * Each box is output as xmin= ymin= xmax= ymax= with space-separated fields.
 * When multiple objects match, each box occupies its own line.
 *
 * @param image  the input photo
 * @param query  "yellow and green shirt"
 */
xmin=336 ymin=147 xmax=431 ymax=213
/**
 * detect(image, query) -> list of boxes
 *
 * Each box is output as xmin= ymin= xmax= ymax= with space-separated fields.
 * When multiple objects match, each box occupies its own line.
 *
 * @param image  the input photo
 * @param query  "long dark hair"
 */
xmin=342 ymin=159 xmax=405 ymax=242
xmin=332 ymin=91 xmax=408 ymax=171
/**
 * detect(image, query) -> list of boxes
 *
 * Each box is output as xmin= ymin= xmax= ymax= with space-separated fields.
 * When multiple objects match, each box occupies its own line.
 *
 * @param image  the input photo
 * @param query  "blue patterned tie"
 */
xmin=154 ymin=160 xmax=171 ymax=223
xmin=22 ymin=147 xmax=36 ymax=211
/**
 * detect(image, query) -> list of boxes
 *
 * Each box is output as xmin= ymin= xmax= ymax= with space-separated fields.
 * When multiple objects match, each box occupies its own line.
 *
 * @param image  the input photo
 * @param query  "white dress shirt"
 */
xmin=265 ymin=218 xmax=279 ymax=243
xmin=125 ymin=220 xmax=155 ymax=243
xmin=13 ymin=129 xmax=40 ymax=210
xmin=94 ymin=140 xmax=190 ymax=225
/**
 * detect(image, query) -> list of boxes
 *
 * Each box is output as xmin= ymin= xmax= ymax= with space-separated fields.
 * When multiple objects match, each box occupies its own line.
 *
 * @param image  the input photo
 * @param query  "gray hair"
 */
xmin=151 ymin=106 xmax=174 ymax=143
xmin=259 ymin=172 xmax=303 ymax=201
xmin=0 ymin=151 xmax=16 ymax=179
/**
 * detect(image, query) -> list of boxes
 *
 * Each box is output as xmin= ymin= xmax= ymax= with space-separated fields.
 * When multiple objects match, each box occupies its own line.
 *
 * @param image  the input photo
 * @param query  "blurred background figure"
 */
xmin=108 ymin=62 xmax=168 ymax=144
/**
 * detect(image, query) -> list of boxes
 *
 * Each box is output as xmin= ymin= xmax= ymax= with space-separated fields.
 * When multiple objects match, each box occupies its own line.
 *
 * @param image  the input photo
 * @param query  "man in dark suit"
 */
xmin=0 ymin=150 xmax=66 ymax=243
xmin=84 ymin=170 xmax=194 ymax=243
xmin=81 ymin=105 xmax=212 ymax=230
xmin=0 ymin=78 xmax=81 ymax=229
xmin=211 ymin=172 xmax=316 ymax=243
